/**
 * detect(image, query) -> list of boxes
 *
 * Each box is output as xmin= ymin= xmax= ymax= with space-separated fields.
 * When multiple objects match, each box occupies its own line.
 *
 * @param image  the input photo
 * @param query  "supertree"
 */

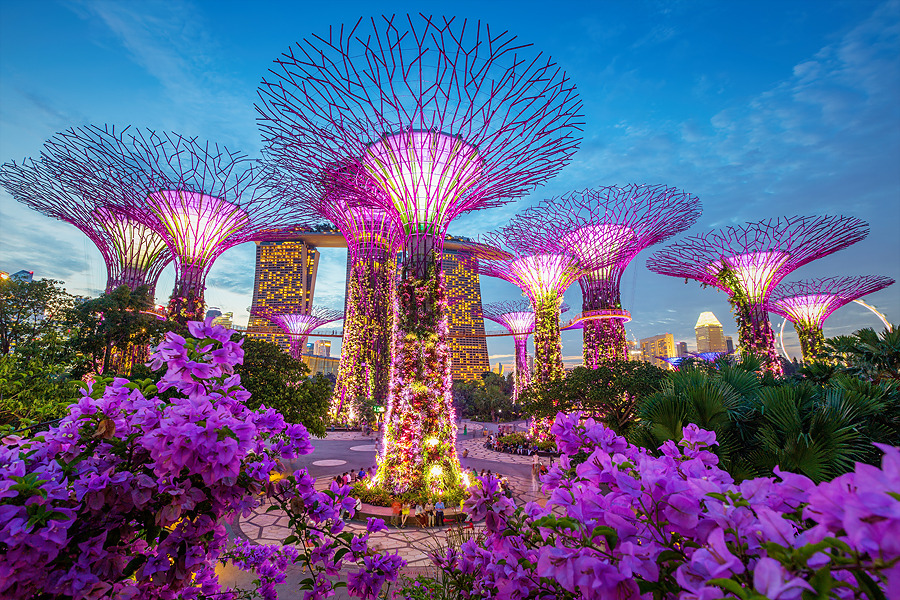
xmin=272 ymin=162 xmax=403 ymax=425
xmin=513 ymin=186 xmax=701 ymax=368
xmin=481 ymin=299 xmax=570 ymax=403
xmin=0 ymin=156 xmax=171 ymax=297
xmin=769 ymin=275 xmax=894 ymax=362
xmin=250 ymin=305 xmax=343 ymax=360
xmin=257 ymin=15 xmax=582 ymax=495
xmin=38 ymin=125 xmax=295 ymax=324
xmin=647 ymin=216 xmax=870 ymax=374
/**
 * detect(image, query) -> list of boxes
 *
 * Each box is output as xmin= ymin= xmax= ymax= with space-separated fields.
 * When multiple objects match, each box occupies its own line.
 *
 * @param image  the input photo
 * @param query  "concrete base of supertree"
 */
xmin=374 ymin=261 xmax=462 ymax=497
xmin=795 ymin=323 xmax=826 ymax=364
xmin=583 ymin=317 xmax=628 ymax=368
xmin=732 ymin=300 xmax=783 ymax=375
xmin=533 ymin=295 xmax=564 ymax=385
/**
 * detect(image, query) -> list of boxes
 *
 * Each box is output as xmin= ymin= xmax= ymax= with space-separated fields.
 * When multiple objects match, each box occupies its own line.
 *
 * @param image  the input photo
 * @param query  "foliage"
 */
xmin=453 ymin=371 xmax=514 ymax=422
xmin=424 ymin=413 xmax=896 ymax=599
xmin=634 ymin=354 xmax=900 ymax=482
xmin=236 ymin=338 xmax=332 ymax=438
xmin=351 ymin=480 xmax=466 ymax=508
xmin=0 ymin=318 xmax=403 ymax=599
xmin=65 ymin=285 xmax=176 ymax=378
xmin=0 ymin=277 xmax=76 ymax=356
xmin=0 ymin=353 xmax=78 ymax=431
xmin=522 ymin=361 xmax=667 ymax=436
xmin=820 ymin=324 xmax=900 ymax=383
xmin=532 ymin=293 xmax=564 ymax=384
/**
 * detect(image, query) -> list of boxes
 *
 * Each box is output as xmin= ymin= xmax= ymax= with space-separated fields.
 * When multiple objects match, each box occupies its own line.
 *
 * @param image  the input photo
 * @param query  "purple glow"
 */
xmin=363 ymin=131 xmax=484 ymax=235
xmin=769 ymin=275 xmax=894 ymax=328
xmin=707 ymin=251 xmax=790 ymax=301
xmin=251 ymin=305 xmax=342 ymax=360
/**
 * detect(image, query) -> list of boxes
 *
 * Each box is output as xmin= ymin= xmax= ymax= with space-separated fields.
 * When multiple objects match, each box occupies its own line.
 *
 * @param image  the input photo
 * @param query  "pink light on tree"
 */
xmin=769 ymin=275 xmax=894 ymax=362
xmin=481 ymin=300 xmax=535 ymax=403
xmin=0 ymin=156 xmax=171 ymax=297
xmin=272 ymin=163 xmax=403 ymax=425
xmin=257 ymin=15 xmax=582 ymax=494
xmin=513 ymin=185 xmax=701 ymax=368
xmin=647 ymin=216 xmax=870 ymax=374
xmin=37 ymin=125 xmax=297 ymax=324
xmin=250 ymin=305 xmax=342 ymax=360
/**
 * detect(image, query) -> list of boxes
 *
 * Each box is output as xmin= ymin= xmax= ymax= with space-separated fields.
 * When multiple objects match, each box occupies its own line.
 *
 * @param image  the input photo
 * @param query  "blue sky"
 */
xmin=1 ymin=0 xmax=898 ymax=365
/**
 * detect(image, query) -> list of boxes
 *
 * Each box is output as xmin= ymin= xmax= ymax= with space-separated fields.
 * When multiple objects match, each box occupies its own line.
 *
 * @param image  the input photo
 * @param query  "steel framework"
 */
xmin=1 ymin=155 xmax=170 ymax=296
xmin=647 ymin=216 xmax=869 ymax=374
xmin=256 ymin=15 xmax=583 ymax=494
xmin=513 ymin=185 xmax=701 ymax=368
xmin=37 ymin=125 xmax=296 ymax=324
xmin=250 ymin=305 xmax=343 ymax=360
xmin=769 ymin=275 xmax=894 ymax=362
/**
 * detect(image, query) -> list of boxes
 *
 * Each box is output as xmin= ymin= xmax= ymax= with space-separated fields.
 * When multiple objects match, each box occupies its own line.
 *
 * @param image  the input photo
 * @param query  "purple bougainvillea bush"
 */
xmin=0 ymin=319 xmax=402 ymax=600
xmin=438 ymin=413 xmax=897 ymax=599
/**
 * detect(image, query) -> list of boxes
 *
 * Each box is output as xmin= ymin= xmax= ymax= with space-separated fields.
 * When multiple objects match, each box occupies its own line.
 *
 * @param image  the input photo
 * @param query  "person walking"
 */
xmin=532 ymin=453 xmax=539 ymax=477
xmin=391 ymin=500 xmax=401 ymax=527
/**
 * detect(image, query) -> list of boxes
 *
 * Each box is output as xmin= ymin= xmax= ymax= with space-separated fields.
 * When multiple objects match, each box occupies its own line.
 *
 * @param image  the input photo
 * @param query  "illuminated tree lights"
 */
xmin=274 ymin=163 xmax=403 ymax=426
xmin=514 ymin=186 xmax=701 ymax=368
xmin=35 ymin=125 xmax=295 ymax=324
xmin=769 ymin=275 xmax=894 ymax=362
xmin=481 ymin=300 xmax=536 ymax=402
xmin=647 ymin=215 xmax=870 ymax=374
xmin=0 ymin=156 xmax=171 ymax=297
xmin=257 ymin=15 xmax=582 ymax=494
xmin=250 ymin=305 xmax=342 ymax=360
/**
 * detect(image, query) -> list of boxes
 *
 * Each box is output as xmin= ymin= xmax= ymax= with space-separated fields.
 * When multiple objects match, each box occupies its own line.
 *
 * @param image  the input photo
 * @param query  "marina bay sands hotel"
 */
xmin=247 ymin=231 xmax=490 ymax=381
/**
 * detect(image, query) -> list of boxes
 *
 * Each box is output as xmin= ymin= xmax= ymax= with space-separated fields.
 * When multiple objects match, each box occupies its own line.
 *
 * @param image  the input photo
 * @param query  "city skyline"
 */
xmin=2 ymin=1 xmax=898 ymax=365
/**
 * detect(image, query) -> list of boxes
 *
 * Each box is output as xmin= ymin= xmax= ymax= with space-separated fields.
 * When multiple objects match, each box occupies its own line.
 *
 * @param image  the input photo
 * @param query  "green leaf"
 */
xmin=283 ymin=535 xmax=298 ymax=545
xmin=855 ymin=570 xmax=887 ymax=600
xmin=707 ymin=578 xmax=750 ymax=600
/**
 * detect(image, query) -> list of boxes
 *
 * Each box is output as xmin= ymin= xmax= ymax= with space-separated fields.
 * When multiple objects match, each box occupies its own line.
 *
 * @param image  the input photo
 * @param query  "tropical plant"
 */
xmin=0 ymin=277 xmax=76 ymax=356
xmin=821 ymin=324 xmax=900 ymax=383
xmin=0 ymin=353 xmax=78 ymax=431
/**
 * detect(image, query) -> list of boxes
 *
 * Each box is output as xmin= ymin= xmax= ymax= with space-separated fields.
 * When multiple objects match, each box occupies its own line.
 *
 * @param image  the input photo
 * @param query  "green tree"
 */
xmin=235 ymin=338 xmax=332 ymax=437
xmin=522 ymin=362 xmax=668 ymax=436
xmin=820 ymin=325 xmax=899 ymax=383
xmin=0 ymin=277 xmax=75 ymax=356
xmin=0 ymin=353 xmax=79 ymax=430
xmin=65 ymin=285 xmax=175 ymax=377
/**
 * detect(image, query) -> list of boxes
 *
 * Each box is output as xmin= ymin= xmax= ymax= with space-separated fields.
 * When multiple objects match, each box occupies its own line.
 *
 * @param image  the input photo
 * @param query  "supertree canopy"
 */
xmin=513 ymin=185 xmax=701 ymax=368
xmin=250 ymin=305 xmax=342 ymax=360
xmin=37 ymin=125 xmax=295 ymax=324
xmin=647 ymin=216 xmax=870 ymax=374
xmin=274 ymin=163 xmax=403 ymax=426
xmin=769 ymin=275 xmax=894 ymax=362
xmin=257 ymin=15 xmax=582 ymax=495
xmin=0 ymin=156 xmax=171 ymax=296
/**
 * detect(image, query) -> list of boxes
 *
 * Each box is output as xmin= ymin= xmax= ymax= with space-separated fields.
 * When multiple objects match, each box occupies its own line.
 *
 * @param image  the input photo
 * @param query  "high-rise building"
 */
xmin=314 ymin=339 xmax=331 ymax=358
xmin=676 ymin=341 xmax=689 ymax=357
xmin=12 ymin=270 xmax=34 ymax=282
xmin=248 ymin=239 xmax=320 ymax=352
xmin=212 ymin=312 xmax=234 ymax=329
xmin=725 ymin=336 xmax=734 ymax=354
xmin=443 ymin=243 xmax=490 ymax=381
xmin=302 ymin=354 xmax=340 ymax=378
xmin=695 ymin=312 xmax=727 ymax=353
xmin=640 ymin=334 xmax=676 ymax=369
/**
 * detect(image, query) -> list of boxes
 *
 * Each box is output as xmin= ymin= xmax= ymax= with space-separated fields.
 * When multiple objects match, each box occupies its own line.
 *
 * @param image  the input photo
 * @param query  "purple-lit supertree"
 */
xmin=473 ymin=236 xmax=587 ymax=386
xmin=274 ymin=163 xmax=403 ymax=425
xmin=482 ymin=300 xmax=536 ymax=403
xmin=769 ymin=275 xmax=894 ymax=362
xmin=0 ymin=157 xmax=171 ymax=297
xmin=38 ymin=125 xmax=295 ymax=325
xmin=513 ymin=186 xmax=701 ymax=368
xmin=481 ymin=300 xmax=570 ymax=403
xmin=257 ymin=15 xmax=582 ymax=494
xmin=250 ymin=305 xmax=343 ymax=360
xmin=647 ymin=216 xmax=870 ymax=374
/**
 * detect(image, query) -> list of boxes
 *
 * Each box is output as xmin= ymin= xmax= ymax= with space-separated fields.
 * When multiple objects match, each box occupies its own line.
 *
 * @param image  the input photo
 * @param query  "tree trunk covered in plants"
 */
xmin=377 ymin=251 xmax=461 ymax=495
xmin=732 ymin=299 xmax=783 ymax=375
xmin=795 ymin=322 xmax=826 ymax=364
xmin=583 ymin=318 xmax=628 ymax=368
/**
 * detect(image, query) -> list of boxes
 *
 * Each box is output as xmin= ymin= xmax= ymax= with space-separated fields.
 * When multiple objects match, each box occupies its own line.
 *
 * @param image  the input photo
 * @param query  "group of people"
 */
xmin=486 ymin=436 xmax=541 ymax=456
xmin=332 ymin=466 xmax=376 ymax=488
xmin=390 ymin=498 xmax=448 ymax=528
